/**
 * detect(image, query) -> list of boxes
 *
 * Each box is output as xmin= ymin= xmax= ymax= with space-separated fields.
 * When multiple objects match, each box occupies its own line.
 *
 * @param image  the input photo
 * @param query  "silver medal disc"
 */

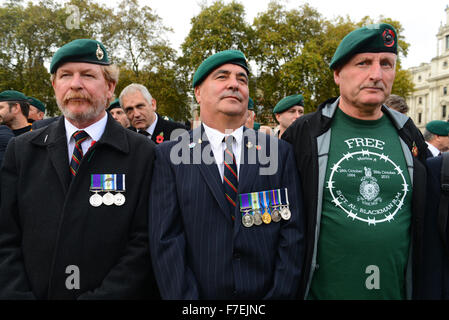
xmin=271 ymin=209 xmax=281 ymax=222
xmin=280 ymin=207 xmax=291 ymax=220
xmin=89 ymin=193 xmax=102 ymax=207
xmin=102 ymin=192 xmax=114 ymax=206
xmin=242 ymin=213 xmax=254 ymax=228
xmin=114 ymin=193 xmax=126 ymax=206
xmin=253 ymin=211 xmax=263 ymax=226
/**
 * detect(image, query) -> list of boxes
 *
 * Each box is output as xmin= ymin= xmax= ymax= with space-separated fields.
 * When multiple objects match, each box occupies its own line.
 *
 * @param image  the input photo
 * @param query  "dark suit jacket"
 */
xmin=148 ymin=125 xmax=305 ymax=299
xmin=132 ymin=114 xmax=187 ymax=144
xmin=420 ymin=155 xmax=449 ymax=299
xmin=0 ymin=114 xmax=159 ymax=299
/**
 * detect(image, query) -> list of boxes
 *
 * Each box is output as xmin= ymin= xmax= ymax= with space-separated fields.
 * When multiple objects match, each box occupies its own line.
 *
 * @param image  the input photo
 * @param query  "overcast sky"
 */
xmin=116 ymin=0 xmax=449 ymax=69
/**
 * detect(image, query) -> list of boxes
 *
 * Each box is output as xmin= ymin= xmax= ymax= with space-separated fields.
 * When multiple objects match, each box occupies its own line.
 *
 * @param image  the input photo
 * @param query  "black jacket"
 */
xmin=0 ymin=114 xmax=160 ymax=299
xmin=283 ymin=97 xmax=428 ymax=299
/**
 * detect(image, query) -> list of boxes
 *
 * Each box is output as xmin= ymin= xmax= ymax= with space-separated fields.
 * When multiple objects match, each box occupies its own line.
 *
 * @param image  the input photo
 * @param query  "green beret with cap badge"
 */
xmin=0 ymin=90 xmax=30 ymax=102
xmin=50 ymin=39 xmax=110 ymax=74
xmin=426 ymin=120 xmax=449 ymax=136
xmin=28 ymin=97 xmax=46 ymax=112
xmin=273 ymin=94 xmax=304 ymax=114
xmin=193 ymin=50 xmax=249 ymax=88
xmin=329 ymin=23 xmax=398 ymax=70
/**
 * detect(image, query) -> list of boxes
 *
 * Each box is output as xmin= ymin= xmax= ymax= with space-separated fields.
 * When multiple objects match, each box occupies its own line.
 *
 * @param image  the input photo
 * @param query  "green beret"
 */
xmin=50 ymin=39 xmax=110 ymax=74
xmin=273 ymin=94 xmax=304 ymax=114
xmin=426 ymin=120 xmax=449 ymax=136
xmin=107 ymin=98 xmax=121 ymax=111
xmin=28 ymin=97 xmax=46 ymax=112
xmin=248 ymin=97 xmax=254 ymax=111
xmin=330 ymin=23 xmax=398 ymax=70
xmin=193 ymin=50 xmax=249 ymax=88
xmin=0 ymin=90 xmax=30 ymax=102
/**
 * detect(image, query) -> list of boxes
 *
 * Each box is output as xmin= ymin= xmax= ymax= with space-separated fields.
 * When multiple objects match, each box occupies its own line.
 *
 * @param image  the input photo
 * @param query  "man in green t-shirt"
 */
xmin=283 ymin=23 xmax=428 ymax=299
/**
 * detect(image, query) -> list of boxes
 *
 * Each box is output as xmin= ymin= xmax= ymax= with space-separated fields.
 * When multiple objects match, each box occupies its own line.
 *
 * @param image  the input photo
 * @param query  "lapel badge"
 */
xmin=189 ymin=142 xmax=196 ymax=149
xmin=96 ymin=44 xmax=104 ymax=60
xmin=198 ymin=139 xmax=203 ymax=144
xmin=246 ymin=141 xmax=253 ymax=149
xmin=256 ymin=145 xmax=262 ymax=151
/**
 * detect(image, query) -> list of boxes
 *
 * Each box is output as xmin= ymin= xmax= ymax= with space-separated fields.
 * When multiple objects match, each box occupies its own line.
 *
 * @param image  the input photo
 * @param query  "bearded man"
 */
xmin=0 ymin=39 xmax=160 ymax=299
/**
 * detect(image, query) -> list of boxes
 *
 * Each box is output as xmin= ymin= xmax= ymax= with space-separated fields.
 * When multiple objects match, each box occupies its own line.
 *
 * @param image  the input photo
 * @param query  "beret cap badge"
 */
xmin=383 ymin=29 xmax=395 ymax=47
xmin=96 ymin=44 xmax=104 ymax=60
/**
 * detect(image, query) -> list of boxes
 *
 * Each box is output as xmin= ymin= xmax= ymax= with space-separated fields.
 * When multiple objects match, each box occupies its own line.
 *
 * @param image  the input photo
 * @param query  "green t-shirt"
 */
xmin=309 ymin=107 xmax=412 ymax=300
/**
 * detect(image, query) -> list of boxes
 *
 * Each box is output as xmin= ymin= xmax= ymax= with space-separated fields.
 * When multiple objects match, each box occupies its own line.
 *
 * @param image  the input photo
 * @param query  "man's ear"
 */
xmin=194 ymin=85 xmax=201 ymax=104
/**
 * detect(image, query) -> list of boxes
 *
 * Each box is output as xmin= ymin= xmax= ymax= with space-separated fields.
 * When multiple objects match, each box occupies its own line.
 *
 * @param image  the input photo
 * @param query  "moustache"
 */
xmin=63 ymin=92 xmax=92 ymax=104
xmin=219 ymin=91 xmax=243 ymax=102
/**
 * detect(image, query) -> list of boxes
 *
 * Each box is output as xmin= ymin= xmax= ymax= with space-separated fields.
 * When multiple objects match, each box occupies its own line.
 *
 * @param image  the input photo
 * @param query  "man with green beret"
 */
xmin=0 ymin=90 xmax=32 ymax=136
xmin=27 ymin=96 xmax=46 ymax=123
xmin=283 ymin=23 xmax=428 ymax=300
xmin=107 ymin=98 xmax=131 ymax=129
xmin=423 ymin=120 xmax=449 ymax=157
xmin=0 ymin=39 xmax=160 ymax=299
xmin=149 ymin=50 xmax=305 ymax=299
xmin=273 ymin=94 xmax=305 ymax=138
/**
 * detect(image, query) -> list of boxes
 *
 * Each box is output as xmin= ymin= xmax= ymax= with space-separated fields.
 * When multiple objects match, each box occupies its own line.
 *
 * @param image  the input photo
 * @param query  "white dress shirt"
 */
xmin=202 ymin=123 xmax=243 ymax=182
xmin=426 ymin=142 xmax=441 ymax=157
xmin=65 ymin=112 xmax=108 ymax=163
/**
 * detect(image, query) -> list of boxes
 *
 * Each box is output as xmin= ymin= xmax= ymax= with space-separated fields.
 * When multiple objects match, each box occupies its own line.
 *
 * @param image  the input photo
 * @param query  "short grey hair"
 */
xmin=423 ymin=129 xmax=435 ymax=142
xmin=119 ymin=83 xmax=153 ymax=107
xmin=384 ymin=94 xmax=409 ymax=114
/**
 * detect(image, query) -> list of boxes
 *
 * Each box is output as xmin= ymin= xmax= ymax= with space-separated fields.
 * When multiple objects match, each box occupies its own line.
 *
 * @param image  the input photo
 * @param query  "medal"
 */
xmin=260 ymin=191 xmax=272 ymax=224
xmin=114 ymin=174 xmax=126 ymax=206
xmin=250 ymin=192 xmax=263 ymax=226
xmin=270 ymin=189 xmax=281 ymax=223
xmin=242 ymin=211 xmax=254 ymax=227
xmin=89 ymin=192 xmax=102 ymax=207
xmin=280 ymin=188 xmax=291 ymax=220
xmin=114 ymin=193 xmax=126 ymax=206
xmin=239 ymin=193 xmax=254 ymax=228
xmin=103 ymin=192 xmax=114 ymax=206
xmin=89 ymin=174 xmax=103 ymax=207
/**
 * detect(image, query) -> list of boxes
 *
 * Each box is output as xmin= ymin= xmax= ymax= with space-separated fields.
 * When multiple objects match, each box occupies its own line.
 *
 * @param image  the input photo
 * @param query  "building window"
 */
xmin=418 ymin=75 xmax=422 ymax=81
xmin=419 ymin=97 xmax=422 ymax=104
xmin=443 ymin=105 xmax=447 ymax=118
xmin=418 ymin=113 xmax=422 ymax=124
xmin=446 ymin=35 xmax=449 ymax=50
xmin=445 ymin=87 xmax=448 ymax=95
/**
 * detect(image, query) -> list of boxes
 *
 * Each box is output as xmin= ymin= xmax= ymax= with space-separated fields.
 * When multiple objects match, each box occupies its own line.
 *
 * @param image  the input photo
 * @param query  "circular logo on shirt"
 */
xmin=327 ymin=149 xmax=409 ymax=226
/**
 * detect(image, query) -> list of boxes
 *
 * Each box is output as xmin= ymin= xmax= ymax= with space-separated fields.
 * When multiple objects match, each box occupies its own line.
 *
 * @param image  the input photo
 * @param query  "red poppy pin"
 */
xmin=156 ymin=132 xmax=164 ymax=144
xmin=411 ymin=141 xmax=418 ymax=157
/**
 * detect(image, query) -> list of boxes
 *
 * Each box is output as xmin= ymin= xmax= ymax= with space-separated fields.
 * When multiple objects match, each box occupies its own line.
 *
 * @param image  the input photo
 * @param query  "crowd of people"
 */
xmin=0 ymin=22 xmax=448 ymax=300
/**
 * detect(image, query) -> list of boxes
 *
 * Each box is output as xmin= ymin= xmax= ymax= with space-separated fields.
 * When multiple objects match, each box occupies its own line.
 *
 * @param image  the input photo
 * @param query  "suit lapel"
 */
xmin=237 ymin=128 xmax=259 ymax=193
xmin=45 ymin=117 xmax=71 ymax=194
xmin=192 ymin=125 xmax=232 ymax=222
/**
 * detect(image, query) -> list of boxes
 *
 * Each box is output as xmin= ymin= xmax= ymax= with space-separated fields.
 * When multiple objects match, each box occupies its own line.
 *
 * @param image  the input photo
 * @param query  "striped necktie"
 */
xmin=223 ymin=135 xmax=238 ymax=219
xmin=69 ymin=130 xmax=89 ymax=177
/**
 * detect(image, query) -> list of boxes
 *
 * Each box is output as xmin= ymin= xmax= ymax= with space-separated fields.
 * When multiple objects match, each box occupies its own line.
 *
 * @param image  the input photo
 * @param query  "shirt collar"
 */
xmin=426 ymin=142 xmax=441 ymax=157
xmin=202 ymin=123 xmax=243 ymax=148
xmin=64 ymin=112 xmax=108 ymax=143
xmin=140 ymin=113 xmax=158 ymax=136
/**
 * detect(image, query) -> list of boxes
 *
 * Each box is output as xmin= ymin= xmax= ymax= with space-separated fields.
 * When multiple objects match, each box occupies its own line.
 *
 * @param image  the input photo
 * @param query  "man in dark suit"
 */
xmin=0 ymin=39 xmax=159 ymax=299
xmin=119 ymin=83 xmax=186 ymax=144
xmin=148 ymin=50 xmax=305 ymax=299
